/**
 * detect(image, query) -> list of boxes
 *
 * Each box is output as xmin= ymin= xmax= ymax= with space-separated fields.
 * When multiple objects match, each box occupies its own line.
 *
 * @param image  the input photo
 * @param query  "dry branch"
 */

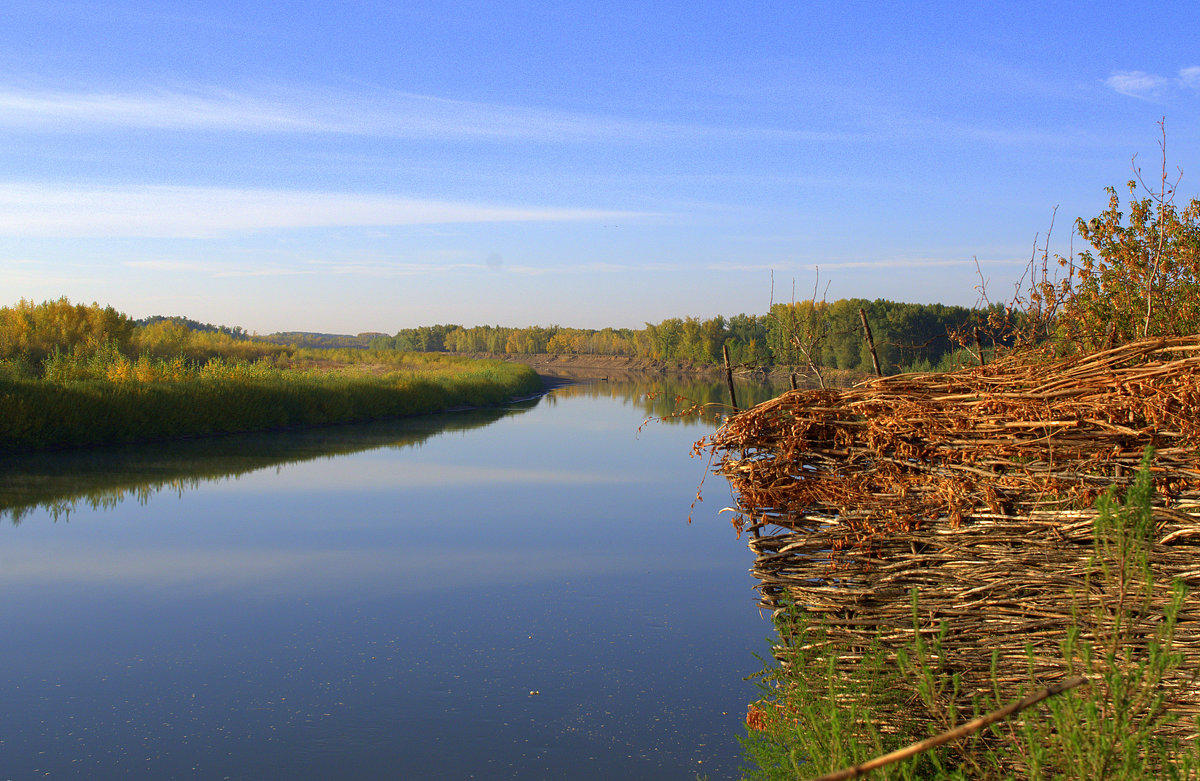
xmin=704 ymin=335 xmax=1200 ymax=739
xmin=807 ymin=676 xmax=1088 ymax=781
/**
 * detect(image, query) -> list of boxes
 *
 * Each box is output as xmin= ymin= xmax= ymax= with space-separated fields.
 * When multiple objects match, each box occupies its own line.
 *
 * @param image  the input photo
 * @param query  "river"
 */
xmin=0 ymin=377 xmax=778 ymax=780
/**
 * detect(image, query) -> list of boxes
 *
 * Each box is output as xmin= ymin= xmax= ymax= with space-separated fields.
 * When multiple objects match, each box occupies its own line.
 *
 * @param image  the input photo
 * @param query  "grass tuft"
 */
xmin=741 ymin=449 xmax=1200 ymax=780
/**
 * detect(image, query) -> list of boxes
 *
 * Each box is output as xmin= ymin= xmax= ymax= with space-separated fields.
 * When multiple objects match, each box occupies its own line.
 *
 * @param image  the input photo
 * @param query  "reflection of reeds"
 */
xmin=0 ymin=402 xmax=535 ymax=525
xmin=0 ymin=353 xmax=541 ymax=453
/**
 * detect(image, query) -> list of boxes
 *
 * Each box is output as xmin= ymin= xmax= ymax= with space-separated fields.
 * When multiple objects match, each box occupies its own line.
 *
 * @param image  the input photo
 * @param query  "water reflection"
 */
xmin=547 ymin=375 xmax=788 ymax=423
xmin=0 ymin=376 xmax=771 ymax=780
xmin=0 ymin=377 xmax=785 ymax=525
xmin=0 ymin=401 xmax=537 ymax=524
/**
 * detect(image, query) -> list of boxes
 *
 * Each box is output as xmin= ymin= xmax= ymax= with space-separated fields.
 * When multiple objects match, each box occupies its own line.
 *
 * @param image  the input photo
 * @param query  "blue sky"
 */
xmin=1 ymin=1 xmax=1198 ymax=334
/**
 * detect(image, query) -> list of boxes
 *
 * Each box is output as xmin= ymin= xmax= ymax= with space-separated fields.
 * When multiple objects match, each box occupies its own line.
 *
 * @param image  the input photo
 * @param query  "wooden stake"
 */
xmin=858 ymin=308 xmax=882 ymax=376
xmin=723 ymin=344 xmax=739 ymax=410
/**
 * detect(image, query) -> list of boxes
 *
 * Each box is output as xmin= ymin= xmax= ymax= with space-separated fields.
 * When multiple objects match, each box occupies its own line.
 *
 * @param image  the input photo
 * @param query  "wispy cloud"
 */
xmin=123 ymin=259 xmax=213 ymax=273
xmin=0 ymin=257 xmax=109 ymax=287
xmin=124 ymin=260 xmax=320 ymax=278
xmin=1105 ymin=71 xmax=1169 ymax=99
xmin=704 ymin=257 xmax=1028 ymax=273
xmin=307 ymin=258 xmax=677 ymax=278
xmin=213 ymin=267 xmax=320 ymax=278
xmin=1105 ymin=67 xmax=1200 ymax=99
xmin=305 ymin=260 xmax=491 ymax=278
xmin=0 ymin=87 xmax=305 ymax=132
xmin=0 ymin=182 xmax=633 ymax=237
xmin=120 ymin=254 xmax=651 ymax=280
xmin=0 ymin=84 xmax=850 ymax=144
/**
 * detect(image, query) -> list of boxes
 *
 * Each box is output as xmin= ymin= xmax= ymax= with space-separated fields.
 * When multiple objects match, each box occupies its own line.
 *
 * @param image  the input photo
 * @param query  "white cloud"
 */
xmin=119 ymin=253 xmax=657 ymax=280
xmin=305 ymin=260 xmax=489 ymax=278
xmin=702 ymin=257 xmax=1027 ymax=273
xmin=0 ymin=87 xmax=308 ymax=132
xmin=0 ymin=85 xmax=628 ymax=140
xmin=0 ymin=183 xmax=633 ymax=238
xmin=116 ymin=251 xmax=668 ymax=285
xmin=1105 ymin=66 xmax=1200 ymax=99
xmin=123 ymin=259 xmax=215 ymax=272
xmin=0 ymin=257 xmax=109 ymax=287
xmin=124 ymin=259 xmax=318 ymax=280
xmin=211 ymin=267 xmax=319 ymax=278
xmin=0 ymin=84 xmax=847 ymax=144
xmin=1105 ymin=70 xmax=1169 ymax=99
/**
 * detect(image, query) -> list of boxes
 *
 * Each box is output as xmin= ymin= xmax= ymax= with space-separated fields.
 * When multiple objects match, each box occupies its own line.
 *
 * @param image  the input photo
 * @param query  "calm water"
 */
xmin=0 ymin=379 xmax=778 ymax=780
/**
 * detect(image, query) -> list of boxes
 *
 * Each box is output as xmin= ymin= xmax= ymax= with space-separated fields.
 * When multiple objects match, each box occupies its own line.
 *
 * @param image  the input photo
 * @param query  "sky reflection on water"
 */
xmin=0 ymin=378 xmax=774 ymax=779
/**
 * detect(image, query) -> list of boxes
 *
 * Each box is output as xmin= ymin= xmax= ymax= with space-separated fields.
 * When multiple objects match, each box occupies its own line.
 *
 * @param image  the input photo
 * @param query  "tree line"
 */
xmin=367 ymin=299 xmax=987 ymax=374
xmin=367 ymin=148 xmax=1200 ymax=377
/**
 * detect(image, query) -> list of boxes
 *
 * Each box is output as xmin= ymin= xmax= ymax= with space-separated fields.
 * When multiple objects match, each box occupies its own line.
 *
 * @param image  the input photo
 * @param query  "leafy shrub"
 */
xmin=1065 ymin=177 xmax=1200 ymax=349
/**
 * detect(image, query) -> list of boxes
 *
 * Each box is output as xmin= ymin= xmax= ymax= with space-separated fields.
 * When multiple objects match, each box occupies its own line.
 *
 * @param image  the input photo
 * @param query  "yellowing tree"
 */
xmin=0 ymin=298 xmax=133 ymax=366
xmin=1061 ymin=129 xmax=1200 ymax=349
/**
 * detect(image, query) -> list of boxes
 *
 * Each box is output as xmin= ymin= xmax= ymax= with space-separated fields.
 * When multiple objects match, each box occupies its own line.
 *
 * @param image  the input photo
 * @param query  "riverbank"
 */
xmin=498 ymin=352 xmax=712 ymax=380
xmin=0 ymin=356 xmax=542 ymax=453
xmin=486 ymin=352 xmax=871 ymax=386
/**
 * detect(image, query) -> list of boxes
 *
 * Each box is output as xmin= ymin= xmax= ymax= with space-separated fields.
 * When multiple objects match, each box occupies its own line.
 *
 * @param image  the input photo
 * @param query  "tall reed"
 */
xmin=0 ymin=352 xmax=540 ymax=452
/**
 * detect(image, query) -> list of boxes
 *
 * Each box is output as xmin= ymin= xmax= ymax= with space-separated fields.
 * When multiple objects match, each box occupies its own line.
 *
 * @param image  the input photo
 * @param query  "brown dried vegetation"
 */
xmin=704 ymin=336 xmax=1200 ymax=734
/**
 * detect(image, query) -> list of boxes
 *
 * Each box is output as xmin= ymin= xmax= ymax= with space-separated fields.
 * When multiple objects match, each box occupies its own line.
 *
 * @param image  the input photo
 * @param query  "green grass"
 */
xmin=740 ymin=449 xmax=1200 ymax=780
xmin=0 ymin=352 xmax=542 ymax=452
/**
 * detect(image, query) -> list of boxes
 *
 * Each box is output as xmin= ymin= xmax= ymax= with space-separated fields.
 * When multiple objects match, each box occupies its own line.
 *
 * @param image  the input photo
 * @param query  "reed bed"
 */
xmin=0 ymin=354 xmax=541 ymax=452
xmin=704 ymin=335 xmax=1200 ymax=736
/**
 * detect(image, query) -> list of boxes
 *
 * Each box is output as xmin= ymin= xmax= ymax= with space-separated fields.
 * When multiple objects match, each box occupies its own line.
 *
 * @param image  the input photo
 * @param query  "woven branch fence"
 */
xmin=704 ymin=335 xmax=1200 ymax=735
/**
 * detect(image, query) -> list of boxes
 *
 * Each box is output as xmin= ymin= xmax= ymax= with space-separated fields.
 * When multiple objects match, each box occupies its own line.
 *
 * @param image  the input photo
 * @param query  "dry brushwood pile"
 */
xmin=704 ymin=335 xmax=1200 ymax=729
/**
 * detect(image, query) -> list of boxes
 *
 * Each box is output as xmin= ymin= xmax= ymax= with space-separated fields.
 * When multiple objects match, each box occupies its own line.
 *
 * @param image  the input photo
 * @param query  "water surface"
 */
xmin=0 ymin=378 xmax=775 ymax=779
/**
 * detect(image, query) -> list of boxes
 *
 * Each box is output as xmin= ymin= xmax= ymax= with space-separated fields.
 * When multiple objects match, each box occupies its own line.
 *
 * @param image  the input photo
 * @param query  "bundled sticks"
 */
xmin=705 ymin=335 xmax=1200 ymax=733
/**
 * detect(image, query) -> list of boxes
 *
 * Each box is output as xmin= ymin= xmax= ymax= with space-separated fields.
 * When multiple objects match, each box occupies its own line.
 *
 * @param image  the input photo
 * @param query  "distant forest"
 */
xmin=137 ymin=315 xmax=249 ymax=340
xmin=5 ymin=297 xmax=989 ymax=375
xmin=259 ymin=331 xmax=389 ymax=349
xmin=367 ymin=298 xmax=991 ymax=374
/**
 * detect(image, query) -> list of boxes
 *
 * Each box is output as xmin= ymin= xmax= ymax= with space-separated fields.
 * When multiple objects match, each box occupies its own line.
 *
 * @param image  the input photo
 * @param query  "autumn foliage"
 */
xmin=0 ymin=297 xmax=133 ymax=368
xmin=1063 ymin=178 xmax=1200 ymax=348
xmin=988 ymin=126 xmax=1200 ymax=355
xmin=0 ymin=298 xmax=541 ymax=452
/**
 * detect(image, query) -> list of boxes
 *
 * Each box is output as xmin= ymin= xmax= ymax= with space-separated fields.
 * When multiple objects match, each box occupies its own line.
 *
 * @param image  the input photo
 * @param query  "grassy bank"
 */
xmin=0 ymin=351 xmax=542 ymax=453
